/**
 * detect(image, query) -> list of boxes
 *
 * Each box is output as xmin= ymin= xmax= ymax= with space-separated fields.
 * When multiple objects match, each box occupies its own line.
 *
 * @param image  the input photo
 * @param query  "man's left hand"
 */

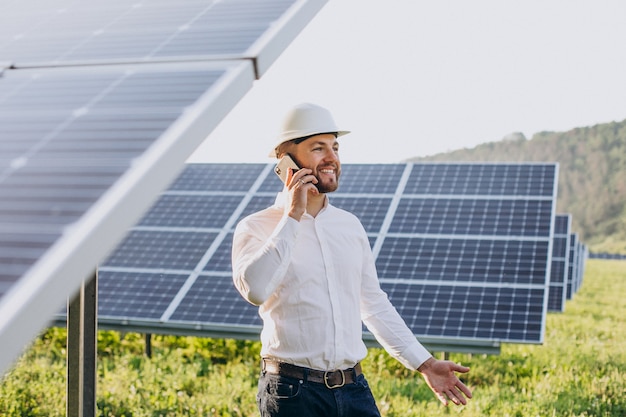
xmin=417 ymin=357 xmax=472 ymax=406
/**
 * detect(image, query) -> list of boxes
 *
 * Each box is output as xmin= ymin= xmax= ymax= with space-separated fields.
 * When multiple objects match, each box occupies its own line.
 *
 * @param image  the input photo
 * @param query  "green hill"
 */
xmin=407 ymin=119 xmax=626 ymax=254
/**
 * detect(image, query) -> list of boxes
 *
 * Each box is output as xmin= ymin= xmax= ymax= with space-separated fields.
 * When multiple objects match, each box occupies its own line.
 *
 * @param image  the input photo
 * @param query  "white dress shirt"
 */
xmin=232 ymin=192 xmax=432 ymax=371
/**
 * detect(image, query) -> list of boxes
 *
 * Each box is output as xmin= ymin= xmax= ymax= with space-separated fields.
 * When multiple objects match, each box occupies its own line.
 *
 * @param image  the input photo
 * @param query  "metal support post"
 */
xmin=67 ymin=271 xmax=98 ymax=417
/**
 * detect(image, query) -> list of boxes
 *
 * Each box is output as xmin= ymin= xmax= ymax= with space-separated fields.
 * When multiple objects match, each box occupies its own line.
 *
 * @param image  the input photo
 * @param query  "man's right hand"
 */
xmin=287 ymin=167 xmax=318 ymax=221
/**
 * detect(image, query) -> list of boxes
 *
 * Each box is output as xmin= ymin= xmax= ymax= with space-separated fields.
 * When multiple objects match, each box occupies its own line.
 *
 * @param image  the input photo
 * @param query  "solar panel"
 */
xmin=0 ymin=0 xmax=327 ymax=376
xmin=576 ymin=242 xmax=589 ymax=292
xmin=375 ymin=238 xmax=549 ymax=285
xmin=547 ymin=214 xmax=571 ymax=312
xmin=566 ymin=233 xmax=578 ymax=300
xmin=404 ymin=163 xmax=555 ymax=196
xmin=370 ymin=164 xmax=557 ymax=345
xmin=0 ymin=61 xmax=253 ymax=342
xmin=84 ymin=162 xmax=558 ymax=352
xmin=99 ymin=271 xmax=189 ymax=320
xmin=0 ymin=0 xmax=322 ymax=77
xmin=573 ymin=240 xmax=587 ymax=295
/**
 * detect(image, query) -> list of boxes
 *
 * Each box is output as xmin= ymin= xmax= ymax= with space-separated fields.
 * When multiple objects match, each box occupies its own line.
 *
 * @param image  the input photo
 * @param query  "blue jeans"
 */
xmin=257 ymin=371 xmax=382 ymax=417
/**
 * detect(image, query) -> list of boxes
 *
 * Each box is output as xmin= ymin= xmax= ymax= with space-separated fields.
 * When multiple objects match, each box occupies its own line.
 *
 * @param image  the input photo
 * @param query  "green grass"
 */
xmin=1 ymin=259 xmax=624 ymax=416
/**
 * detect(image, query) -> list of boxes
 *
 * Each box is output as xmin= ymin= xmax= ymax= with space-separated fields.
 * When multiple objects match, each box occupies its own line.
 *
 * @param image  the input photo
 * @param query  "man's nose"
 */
xmin=323 ymin=148 xmax=339 ymax=163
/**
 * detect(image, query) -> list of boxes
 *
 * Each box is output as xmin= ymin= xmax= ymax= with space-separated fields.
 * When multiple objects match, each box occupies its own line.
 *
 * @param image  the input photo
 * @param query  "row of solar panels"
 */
xmin=53 ymin=162 xmax=587 ymax=354
xmin=548 ymin=215 xmax=587 ymax=312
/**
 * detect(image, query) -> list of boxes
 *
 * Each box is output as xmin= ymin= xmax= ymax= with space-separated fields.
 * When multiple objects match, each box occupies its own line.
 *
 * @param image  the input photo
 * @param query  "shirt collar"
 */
xmin=274 ymin=190 xmax=330 ymax=215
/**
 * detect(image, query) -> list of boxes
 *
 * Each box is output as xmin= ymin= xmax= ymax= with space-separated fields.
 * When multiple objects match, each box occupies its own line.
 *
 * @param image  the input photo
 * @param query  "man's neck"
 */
xmin=306 ymin=193 xmax=326 ymax=218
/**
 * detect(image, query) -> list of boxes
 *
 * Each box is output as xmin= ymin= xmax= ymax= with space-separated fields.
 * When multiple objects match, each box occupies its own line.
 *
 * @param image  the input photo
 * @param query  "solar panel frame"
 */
xmin=369 ymin=162 xmax=557 ymax=345
xmin=0 ymin=0 xmax=327 ymax=78
xmin=0 ymin=61 xmax=256 ymax=375
xmin=1 ymin=0 xmax=328 ymax=376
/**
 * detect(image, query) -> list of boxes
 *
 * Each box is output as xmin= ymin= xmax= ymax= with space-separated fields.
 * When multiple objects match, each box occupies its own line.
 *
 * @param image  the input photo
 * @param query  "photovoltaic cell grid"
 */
xmin=93 ymin=162 xmax=558 ymax=348
xmin=567 ymin=234 xmax=578 ymax=299
xmin=0 ymin=0 xmax=327 ymax=376
xmin=0 ymin=0 xmax=312 ymax=76
xmin=97 ymin=164 xmax=271 ymax=330
xmin=404 ymin=163 xmax=553 ymax=196
xmin=547 ymin=214 xmax=571 ymax=312
xmin=0 ymin=62 xmax=238 ymax=291
xmin=375 ymin=163 xmax=557 ymax=343
xmin=567 ymin=236 xmax=587 ymax=298
xmin=577 ymin=242 xmax=587 ymax=293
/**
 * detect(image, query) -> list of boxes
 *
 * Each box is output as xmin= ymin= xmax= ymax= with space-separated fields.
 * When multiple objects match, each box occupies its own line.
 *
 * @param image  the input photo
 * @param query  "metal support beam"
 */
xmin=67 ymin=271 xmax=98 ymax=417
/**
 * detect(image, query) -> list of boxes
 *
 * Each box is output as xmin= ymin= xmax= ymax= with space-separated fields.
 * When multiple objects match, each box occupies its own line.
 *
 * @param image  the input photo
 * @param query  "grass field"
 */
xmin=1 ymin=259 xmax=624 ymax=416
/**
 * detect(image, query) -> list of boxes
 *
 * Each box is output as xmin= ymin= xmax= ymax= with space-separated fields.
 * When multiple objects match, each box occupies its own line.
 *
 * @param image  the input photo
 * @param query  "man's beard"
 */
xmin=315 ymin=171 xmax=340 ymax=193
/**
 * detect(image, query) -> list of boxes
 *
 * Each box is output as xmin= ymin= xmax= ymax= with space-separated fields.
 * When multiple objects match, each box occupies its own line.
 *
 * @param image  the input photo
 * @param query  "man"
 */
xmin=232 ymin=103 xmax=472 ymax=416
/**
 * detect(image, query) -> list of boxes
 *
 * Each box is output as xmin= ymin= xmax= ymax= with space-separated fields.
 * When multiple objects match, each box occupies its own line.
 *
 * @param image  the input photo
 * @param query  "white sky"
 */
xmin=189 ymin=0 xmax=626 ymax=164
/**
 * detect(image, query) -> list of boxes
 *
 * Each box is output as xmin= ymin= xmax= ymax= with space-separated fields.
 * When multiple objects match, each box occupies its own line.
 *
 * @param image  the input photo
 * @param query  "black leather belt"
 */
xmin=262 ymin=358 xmax=362 ymax=389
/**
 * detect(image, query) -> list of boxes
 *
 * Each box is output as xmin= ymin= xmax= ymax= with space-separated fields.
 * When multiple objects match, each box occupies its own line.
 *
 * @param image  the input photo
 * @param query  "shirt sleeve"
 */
xmin=232 ymin=212 xmax=299 ymax=306
xmin=359 ymin=240 xmax=433 ymax=370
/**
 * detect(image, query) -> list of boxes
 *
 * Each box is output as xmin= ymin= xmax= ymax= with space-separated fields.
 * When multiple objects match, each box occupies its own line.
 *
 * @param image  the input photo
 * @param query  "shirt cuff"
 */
xmin=398 ymin=341 xmax=433 ymax=371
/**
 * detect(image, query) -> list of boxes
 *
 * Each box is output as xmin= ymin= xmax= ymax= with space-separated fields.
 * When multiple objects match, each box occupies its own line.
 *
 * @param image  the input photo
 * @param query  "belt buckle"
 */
xmin=324 ymin=369 xmax=346 ymax=389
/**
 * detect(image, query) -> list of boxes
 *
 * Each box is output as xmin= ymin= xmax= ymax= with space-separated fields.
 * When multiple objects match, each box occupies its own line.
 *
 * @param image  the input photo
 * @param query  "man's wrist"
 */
xmin=417 ymin=357 xmax=435 ymax=374
xmin=288 ymin=210 xmax=303 ymax=221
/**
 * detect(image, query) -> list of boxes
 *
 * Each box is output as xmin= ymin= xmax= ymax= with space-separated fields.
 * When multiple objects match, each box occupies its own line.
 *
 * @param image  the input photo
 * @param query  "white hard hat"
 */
xmin=269 ymin=103 xmax=350 ymax=157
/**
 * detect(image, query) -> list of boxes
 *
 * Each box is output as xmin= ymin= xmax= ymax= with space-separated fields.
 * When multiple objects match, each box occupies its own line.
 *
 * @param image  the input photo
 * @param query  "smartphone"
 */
xmin=274 ymin=154 xmax=300 ymax=184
